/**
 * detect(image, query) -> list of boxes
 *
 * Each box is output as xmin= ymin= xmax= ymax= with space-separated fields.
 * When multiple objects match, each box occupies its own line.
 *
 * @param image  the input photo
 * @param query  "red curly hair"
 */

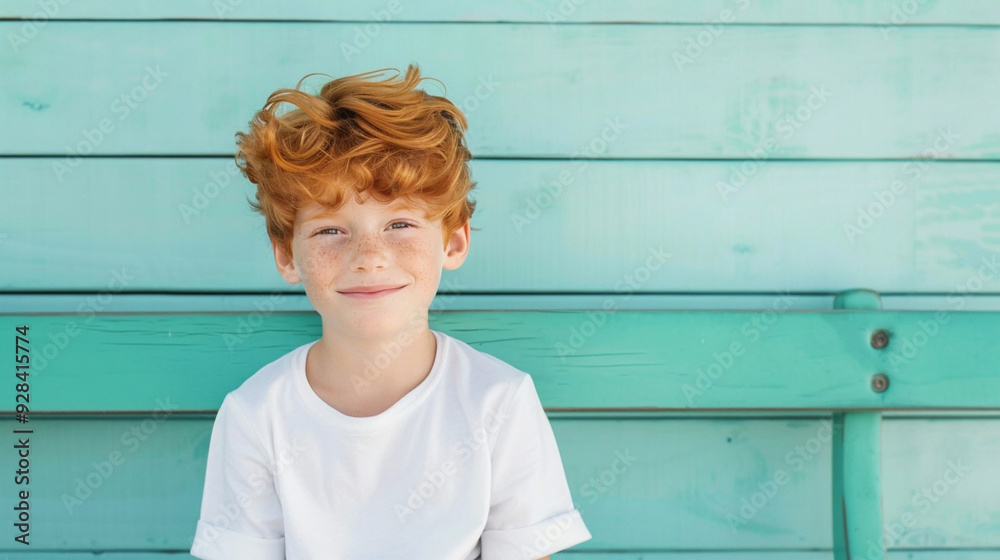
xmin=236 ymin=63 xmax=478 ymax=259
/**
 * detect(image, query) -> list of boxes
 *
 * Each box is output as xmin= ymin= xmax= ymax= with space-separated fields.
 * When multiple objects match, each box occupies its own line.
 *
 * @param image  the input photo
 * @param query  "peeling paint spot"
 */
xmin=22 ymin=100 xmax=49 ymax=112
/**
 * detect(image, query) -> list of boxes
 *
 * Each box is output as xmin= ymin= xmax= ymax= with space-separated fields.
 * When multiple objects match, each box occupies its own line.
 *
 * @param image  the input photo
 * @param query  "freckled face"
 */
xmin=274 ymin=194 xmax=467 ymax=339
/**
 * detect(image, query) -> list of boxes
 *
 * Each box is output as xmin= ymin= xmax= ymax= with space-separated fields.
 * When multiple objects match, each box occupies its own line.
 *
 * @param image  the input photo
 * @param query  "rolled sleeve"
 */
xmin=192 ymin=519 xmax=285 ymax=560
xmin=481 ymin=375 xmax=592 ymax=559
xmin=190 ymin=393 xmax=286 ymax=560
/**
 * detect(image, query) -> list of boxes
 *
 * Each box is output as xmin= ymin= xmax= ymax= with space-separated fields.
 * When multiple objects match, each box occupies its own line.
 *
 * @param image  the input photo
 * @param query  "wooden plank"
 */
xmin=1 ymin=554 xmax=998 ymax=560
xmin=3 ymin=0 xmax=999 ymax=24
xmin=2 ymin=309 xmax=1000 ymax=412
xmin=833 ymin=413 xmax=886 ymax=559
xmin=3 ymin=24 xmax=998 ymax=158
xmin=0 ymin=552 xmax=997 ymax=559
xmin=8 ymin=294 xmax=1000 ymax=315
xmin=881 ymin=419 xmax=999 ymax=549
xmin=565 ymin=553 xmax=1000 ymax=559
xmin=1 ymin=416 xmax=998 ymax=551
xmin=0 ymin=294 xmax=842 ymax=314
xmin=831 ymin=291 xmax=887 ymax=559
xmin=3 ymin=159 xmax=999 ymax=293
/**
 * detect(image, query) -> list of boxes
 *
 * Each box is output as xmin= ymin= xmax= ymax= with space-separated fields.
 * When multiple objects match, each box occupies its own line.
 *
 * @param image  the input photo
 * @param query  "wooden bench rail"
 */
xmin=2 ymin=293 xmax=997 ymax=413
xmin=2 ymin=289 xmax=996 ymax=559
xmin=833 ymin=289 xmax=887 ymax=560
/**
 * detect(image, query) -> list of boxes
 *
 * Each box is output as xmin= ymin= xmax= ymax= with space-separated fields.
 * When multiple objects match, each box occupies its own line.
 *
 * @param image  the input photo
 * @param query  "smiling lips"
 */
xmin=337 ymin=284 xmax=406 ymax=300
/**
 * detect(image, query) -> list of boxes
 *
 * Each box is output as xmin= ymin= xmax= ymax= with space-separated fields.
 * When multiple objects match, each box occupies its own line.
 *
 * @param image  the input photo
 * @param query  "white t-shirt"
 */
xmin=190 ymin=328 xmax=592 ymax=560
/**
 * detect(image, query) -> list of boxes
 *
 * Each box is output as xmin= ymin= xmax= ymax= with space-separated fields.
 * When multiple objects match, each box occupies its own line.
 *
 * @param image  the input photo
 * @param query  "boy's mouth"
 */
xmin=337 ymin=284 xmax=407 ymax=299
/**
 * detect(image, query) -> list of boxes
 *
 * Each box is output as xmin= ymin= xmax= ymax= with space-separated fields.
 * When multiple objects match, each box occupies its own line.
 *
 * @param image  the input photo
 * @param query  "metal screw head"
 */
xmin=870 ymin=329 xmax=889 ymax=349
xmin=871 ymin=373 xmax=889 ymax=393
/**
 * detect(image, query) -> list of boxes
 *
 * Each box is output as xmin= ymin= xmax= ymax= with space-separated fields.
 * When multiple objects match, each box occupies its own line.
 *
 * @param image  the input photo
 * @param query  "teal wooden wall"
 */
xmin=2 ymin=1 xmax=1000 ymax=558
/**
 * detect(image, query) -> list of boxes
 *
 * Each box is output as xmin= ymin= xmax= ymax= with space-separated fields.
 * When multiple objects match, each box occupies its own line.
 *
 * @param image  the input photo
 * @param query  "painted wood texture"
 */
xmin=2 ymin=159 xmax=999 ymax=292
xmin=3 ymin=24 xmax=999 ymax=159
xmin=3 ymin=0 xmax=1000 ymax=23
xmin=3 ymin=309 xmax=999 ymax=413
xmin=0 ymin=552 xmax=995 ymax=559
xmin=8 ymin=293 xmax=1000 ymax=314
xmin=833 ymin=412 xmax=886 ymax=559
xmin=3 ymin=3 xmax=999 ymax=558
xmin=831 ymin=290 xmax=887 ymax=559
xmin=0 ymin=417 xmax=995 ymax=553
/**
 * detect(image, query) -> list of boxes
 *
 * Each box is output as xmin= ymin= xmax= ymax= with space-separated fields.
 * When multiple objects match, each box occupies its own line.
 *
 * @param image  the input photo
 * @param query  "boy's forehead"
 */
xmin=299 ymin=197 xmax=425 ymax=222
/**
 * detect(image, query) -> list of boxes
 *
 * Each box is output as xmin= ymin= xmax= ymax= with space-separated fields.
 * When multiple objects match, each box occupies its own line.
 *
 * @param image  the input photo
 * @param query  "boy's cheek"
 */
xmin=300 ymin=250 xmax=340 ymax=275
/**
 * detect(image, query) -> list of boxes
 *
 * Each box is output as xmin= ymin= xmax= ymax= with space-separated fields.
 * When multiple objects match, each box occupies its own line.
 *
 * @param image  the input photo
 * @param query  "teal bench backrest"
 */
xmin=3 ymin=2 xmax=1000 ymax=559
xmin=3 ymin=289 xmax=998 ymax=558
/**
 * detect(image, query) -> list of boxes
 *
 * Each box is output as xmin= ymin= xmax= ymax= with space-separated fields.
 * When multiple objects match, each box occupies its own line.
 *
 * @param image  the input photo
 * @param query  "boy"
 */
xmin=189 ymin=64 xmax=592 ymax=559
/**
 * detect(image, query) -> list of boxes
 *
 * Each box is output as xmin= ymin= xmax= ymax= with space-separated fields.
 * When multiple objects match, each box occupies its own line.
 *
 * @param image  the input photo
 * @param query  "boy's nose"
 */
xmin=349 ymin=234 xmax=390 ymax=271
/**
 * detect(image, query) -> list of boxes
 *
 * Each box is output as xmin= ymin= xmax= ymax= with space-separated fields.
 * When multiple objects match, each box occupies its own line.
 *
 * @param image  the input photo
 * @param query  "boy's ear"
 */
xmin=443 ymin=220 xmax=471 ymax=271
xmin=273 ymin=240 xmax=303 ymax=284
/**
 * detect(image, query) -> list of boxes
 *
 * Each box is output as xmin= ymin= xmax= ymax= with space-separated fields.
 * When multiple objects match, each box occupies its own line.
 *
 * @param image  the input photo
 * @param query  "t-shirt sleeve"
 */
xmin=480 ymin=374 xmax=592 ymax=559
xmin=190 ymin=393 xmax=286 ymax=560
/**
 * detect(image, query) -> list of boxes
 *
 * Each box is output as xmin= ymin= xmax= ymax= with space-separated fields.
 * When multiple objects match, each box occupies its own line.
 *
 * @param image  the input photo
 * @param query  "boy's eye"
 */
xmin=317 ymin=222 xmax=412 ymax=235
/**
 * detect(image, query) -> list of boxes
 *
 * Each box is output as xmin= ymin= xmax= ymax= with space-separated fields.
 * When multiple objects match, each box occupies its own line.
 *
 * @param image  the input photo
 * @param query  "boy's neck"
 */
xmin=304 ymin=325 xmax=437 ymax=418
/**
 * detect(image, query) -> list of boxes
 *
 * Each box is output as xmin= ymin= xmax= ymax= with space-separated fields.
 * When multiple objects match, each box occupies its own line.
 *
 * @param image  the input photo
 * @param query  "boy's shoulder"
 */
xmin=445 ymin=329 xmax=527 ymax=383
xmin=225 ymin=339 xmax=313 ymax=412
xmin=435 ymin=330 xmax=533 ymax=413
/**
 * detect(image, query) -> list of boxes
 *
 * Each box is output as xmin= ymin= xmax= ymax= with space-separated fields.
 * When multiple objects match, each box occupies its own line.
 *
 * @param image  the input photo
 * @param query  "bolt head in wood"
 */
xmin=871 ymin=373 xmax=889 ymax=393
xmin=870 ymin=329 xmax=889 ymax=349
